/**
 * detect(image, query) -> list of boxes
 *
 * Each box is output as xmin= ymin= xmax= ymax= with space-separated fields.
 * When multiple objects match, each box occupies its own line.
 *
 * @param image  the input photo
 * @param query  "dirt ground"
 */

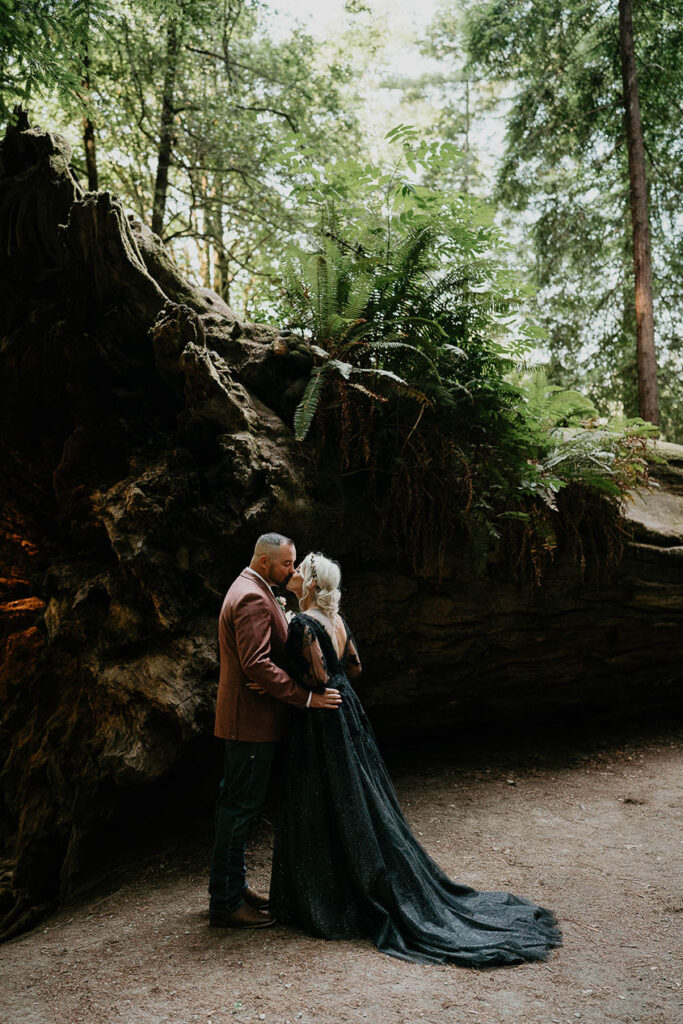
xmin=1 ymin=725 xmax=681 ymax=1024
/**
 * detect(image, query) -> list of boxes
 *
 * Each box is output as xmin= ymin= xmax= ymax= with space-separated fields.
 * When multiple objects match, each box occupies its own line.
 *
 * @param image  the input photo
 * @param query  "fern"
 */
xmin=293 ymin=355 xmax=426 ymax=440
xmin=293 ymin=366 xmax=329 ymax=441
xmin=277 ymin=134 xmax=658 ymax=580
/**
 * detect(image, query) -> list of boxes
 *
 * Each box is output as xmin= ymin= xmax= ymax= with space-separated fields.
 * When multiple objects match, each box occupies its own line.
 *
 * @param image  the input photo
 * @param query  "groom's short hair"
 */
xmin=253 ymin=532 xmax=293 ymax=558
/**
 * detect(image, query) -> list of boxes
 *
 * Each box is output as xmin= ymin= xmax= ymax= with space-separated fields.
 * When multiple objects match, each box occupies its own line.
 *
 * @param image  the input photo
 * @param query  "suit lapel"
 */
xmin=241 ymin=569 xmax=289 ymax=628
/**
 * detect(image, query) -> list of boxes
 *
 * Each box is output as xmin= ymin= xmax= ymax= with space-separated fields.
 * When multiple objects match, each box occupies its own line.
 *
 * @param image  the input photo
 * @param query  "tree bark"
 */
xmin=202 ymin=179 xmax=213 ymax=288
xmin=215 ymin=248 xmax=231 ymax=304
xmin=83 ymin=118 xmax=98 ymax=191
xmin=618 ymin=0 xmax=659 ymax=425
xmin=620 ymin=288 xmax=639 ymax=419
xmin=82 ymin=45 xmax=98 ymax=190
xmin=151 ymin=13 xmax=181 ymax=237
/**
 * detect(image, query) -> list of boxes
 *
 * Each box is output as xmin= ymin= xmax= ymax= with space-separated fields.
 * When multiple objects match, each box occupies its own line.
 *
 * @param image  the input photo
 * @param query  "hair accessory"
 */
xmin=309 ymin=553 xmax=318 ymax=588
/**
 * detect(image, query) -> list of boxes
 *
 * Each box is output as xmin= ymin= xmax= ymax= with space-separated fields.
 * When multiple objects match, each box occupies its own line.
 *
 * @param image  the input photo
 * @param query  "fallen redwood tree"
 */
xmin=1 ymin=120 xmax=682 ymax=942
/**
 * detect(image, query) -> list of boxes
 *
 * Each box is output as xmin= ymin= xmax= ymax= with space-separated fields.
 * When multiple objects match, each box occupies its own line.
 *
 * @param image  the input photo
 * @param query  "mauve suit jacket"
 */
xmin=214 ymin=569 xmax=309 ymax=742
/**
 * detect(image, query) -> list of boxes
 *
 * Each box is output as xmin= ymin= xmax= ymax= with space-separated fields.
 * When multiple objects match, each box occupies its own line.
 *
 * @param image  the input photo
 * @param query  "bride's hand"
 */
xmin=245 ymin=681 xmax=267 ymax=694
xmin=309 ymin=687 xmax=342 ymax=709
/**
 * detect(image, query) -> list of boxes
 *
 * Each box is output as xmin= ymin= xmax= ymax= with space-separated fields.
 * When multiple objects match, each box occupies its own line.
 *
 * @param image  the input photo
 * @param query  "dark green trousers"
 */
xmin=208 ymin=739 xmax=278 ymax=914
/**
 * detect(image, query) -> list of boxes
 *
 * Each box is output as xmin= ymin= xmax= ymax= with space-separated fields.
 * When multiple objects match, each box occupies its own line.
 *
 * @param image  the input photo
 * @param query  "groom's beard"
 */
xmin=270 ymin=573 xmax=294 ymax=598
xmin=272 ymin=572 xmax=295 ymax=593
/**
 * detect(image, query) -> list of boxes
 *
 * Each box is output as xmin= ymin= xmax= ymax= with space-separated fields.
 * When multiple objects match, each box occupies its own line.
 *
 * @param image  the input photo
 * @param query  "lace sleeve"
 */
xmin=341 ymin=616 xmax=362 ymax=679
xmin=286 ymin=615 xmax=328 ymax=692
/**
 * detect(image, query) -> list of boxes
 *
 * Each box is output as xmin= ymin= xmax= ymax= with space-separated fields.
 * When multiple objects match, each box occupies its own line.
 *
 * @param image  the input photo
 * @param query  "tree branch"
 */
xmin=233 ymin=104 xmax=298 ymax=131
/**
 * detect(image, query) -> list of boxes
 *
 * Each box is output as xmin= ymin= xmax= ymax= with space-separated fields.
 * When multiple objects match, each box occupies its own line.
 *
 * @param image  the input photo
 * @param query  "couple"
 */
xmin=208 ymin=533 xmax=562 ymax=966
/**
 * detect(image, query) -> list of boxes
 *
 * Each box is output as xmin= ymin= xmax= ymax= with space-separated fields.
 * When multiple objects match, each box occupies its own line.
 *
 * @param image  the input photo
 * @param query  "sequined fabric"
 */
xmin=270 ymin=613 xmax=562 ymax=966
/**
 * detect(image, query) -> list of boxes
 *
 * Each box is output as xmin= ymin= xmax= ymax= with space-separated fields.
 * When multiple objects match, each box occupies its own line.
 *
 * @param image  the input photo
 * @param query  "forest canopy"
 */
xmin=1 ymin=0 xmax=680 ymax=442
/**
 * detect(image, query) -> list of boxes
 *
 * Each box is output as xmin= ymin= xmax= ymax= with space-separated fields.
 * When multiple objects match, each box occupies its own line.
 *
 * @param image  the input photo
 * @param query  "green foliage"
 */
xmin=0 ymin=0 xmax=171 ymax=124
xmin=516 ymin=368 xmax=599 ymax=431
xmin=0 ymin=0 xmax=99 ymax=120
xmin=496 ymin=368 xmax=659 ymax=581
xmin=278 ymin=130 xmax=657 ymax=579
xmin=3 ymin=0 xmax=364 ymax=312
xmin=459 ymin=0 xmax=683 ymax=441
xmin=279 ymin=128 xmax=535 ymax=441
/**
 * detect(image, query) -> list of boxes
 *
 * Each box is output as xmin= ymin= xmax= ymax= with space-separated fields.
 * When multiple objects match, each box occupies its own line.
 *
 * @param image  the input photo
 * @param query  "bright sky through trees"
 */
xmin=269 ymin=0 xmax=443 ymax=115
xmin=268 ymin=0 xmax=503 ymax=174
xmin=271 ymin=0 xmax=440 ymax=50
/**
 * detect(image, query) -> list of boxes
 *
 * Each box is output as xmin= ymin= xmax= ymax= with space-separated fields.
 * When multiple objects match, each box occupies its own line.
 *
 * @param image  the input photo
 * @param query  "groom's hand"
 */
xmin=309 ymin=688 xmax=342 ymax=709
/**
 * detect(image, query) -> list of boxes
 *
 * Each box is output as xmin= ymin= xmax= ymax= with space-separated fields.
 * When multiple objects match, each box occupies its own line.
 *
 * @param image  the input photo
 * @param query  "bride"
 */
xmin=257 ymin=551 xmax=561 ymax=966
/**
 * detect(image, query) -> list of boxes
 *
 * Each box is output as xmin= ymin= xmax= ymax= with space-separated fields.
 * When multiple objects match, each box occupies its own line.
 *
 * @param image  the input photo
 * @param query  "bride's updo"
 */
xmin=300 ymin=552 xmax=341 ymax=617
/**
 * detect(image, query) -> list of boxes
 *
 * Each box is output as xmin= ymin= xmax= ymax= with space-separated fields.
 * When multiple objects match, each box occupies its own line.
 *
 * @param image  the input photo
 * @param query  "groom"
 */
xmin=209 ymin=532 xmax=342 ymax=928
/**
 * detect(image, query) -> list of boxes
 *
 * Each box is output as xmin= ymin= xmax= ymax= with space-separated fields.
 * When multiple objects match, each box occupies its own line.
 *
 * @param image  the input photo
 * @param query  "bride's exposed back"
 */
xmin=268 ymin=551 xmax=562 ymax=966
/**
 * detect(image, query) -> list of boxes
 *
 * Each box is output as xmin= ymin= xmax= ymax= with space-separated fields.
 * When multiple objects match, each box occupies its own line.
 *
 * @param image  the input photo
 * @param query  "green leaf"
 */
xmin=293 ymin=366 xmax=329 ymax=441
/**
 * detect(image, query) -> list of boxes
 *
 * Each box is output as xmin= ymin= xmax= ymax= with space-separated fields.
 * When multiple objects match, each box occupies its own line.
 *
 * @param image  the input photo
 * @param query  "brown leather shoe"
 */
xmin=210 ymin=903 xmax=275 ymax=929
xmin=243 ymin=886 xmax=270 ymax=911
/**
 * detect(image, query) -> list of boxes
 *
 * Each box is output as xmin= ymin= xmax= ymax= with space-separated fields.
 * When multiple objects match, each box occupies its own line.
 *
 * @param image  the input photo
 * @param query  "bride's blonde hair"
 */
xmin=300 ymin=551 xmax=341 ymax=617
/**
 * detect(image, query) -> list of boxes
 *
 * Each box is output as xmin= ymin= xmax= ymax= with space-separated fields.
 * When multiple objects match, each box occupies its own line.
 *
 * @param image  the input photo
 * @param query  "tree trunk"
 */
xmin=83 ymin=118 xmax=98 ymax=191
xmin=82 ymin=45 xmax=98 ymax=191
xmin=217 ymin=251 xmax=231 ymax=305
xmin=151 ymin=13 xmax=181 ymax=237
xmin=620 ymin=288 xmax=639 ymax=419
xmin=213 ymin=247 xmax=223 ymax=296
xmin=243 ymin=273 xmax=256 ymax=320
xmin=201 ymin=240 xmax=212 ymax=289
xmin=618 ymin=0 xmax=659 ymax=425
xmin=202 ymin=180 xmax=213 ymax=288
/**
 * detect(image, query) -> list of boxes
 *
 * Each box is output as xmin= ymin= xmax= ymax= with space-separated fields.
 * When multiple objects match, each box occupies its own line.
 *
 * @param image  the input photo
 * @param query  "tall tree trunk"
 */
xmin=151 ymin=13 xmax=181 ymax=237
xmin=243 ymin=273 xmax=255 ymax=320
xmin=213 ymin=247 xmax=222 ymax=294
xmin=202 ymin=240 xmax=212 ymax=289
xmin=619 ymin=199 xmax=639 ymax=419
xmin=82 ymin=44 xmax=98 ymax=191
xmin=83 ymin=117 xmax=98 ymax=191
xmin=463 ymin=78 xmax=470 ymax=193
xmin=201 ymin=178 xmax=213 ymax=288
xmin=620 ymin=287 xmax=639 ymax=419
xmin=217 ymin=252 xmax=231 ymax=305
xmin=618 ymin=0 xmax=659 ymax=424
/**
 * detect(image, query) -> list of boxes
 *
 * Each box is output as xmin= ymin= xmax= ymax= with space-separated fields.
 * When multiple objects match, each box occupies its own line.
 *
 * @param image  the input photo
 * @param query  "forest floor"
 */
xmin=1 ymin=724 xmax=681 ymax=1024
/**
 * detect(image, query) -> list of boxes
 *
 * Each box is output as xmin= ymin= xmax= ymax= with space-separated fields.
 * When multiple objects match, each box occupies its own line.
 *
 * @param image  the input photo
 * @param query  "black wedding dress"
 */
xmin=270 ymin=612 xmax=562 ymax=966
